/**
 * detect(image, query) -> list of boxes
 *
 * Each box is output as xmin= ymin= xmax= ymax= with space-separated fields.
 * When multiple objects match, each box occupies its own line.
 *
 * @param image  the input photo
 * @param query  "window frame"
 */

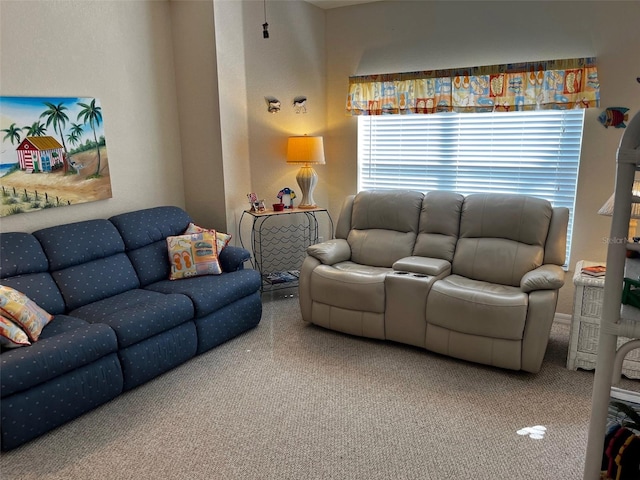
xmin=357 ymin=109 xmax=586 ymax=266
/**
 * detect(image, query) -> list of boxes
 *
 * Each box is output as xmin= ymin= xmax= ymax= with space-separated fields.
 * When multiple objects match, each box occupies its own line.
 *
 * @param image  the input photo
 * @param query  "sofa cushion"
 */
xmin=453 ymin=193 xmax=551 ymax=286
xmin=109 ymin=206 xmax=192 ymax=251
xmin=347 ymin=190 xmax=423 ymax=267
xmin=52 ymin=254 xmax=140 ymax=311
xmin=1 ymin=273 xmax=66 ymax=316
xmin=0 ymin=232 xmax=66 ymax=315
xmin=69 ymin=289 xmax=194 ymax=348
xmin=309 ymin=262 xmax=390 ymax=313
xmin=413 ymin=191 xmax=464 ymax=262
xmin=426 ymin=274 xmax=528 ymax=340
xmin=109 ymin=207 xmax=194 ymax=286
xmin=0 ymin=315 xmax=30 ymax=348
xmin=33 ymin=219 xmax=127 ymax=271
xmin=167 ymin=232 xmax=222 ymax=280
xmin=0 ymin=285 xmax=53 ymax=341
xmin=0 ymin=232 xmax=49 ymax=278
xmin=145 ymin=269 xmax=261 ymax=318
xmin=1 ymin=318 xmax=118 ymax=397
xmin=34 ymin=219 xmax=141 ymax=310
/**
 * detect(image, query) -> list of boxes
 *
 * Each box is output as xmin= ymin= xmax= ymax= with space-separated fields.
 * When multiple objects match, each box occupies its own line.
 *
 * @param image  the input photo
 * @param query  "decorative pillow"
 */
xmin=184 ymin=223 xmax=232 ymax=253
xmin=167 ymin=231 xmax=222 ymax=280
xmin=0 ymin=314 xmax=31 ymax=348
xmin=0 ymin=285 xmax=53 ymax=342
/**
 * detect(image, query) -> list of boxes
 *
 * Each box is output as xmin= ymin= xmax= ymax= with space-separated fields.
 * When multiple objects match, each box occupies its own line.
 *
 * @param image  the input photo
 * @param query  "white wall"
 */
xmin=324 ymin=0 xmax=640 ymax=314
xmin=171 ymin=0 xmax=227 ymax=231
xmin=0 ymin=0 xmax=186 ymax=233
xmin=214 ymin=0 xmax=328 ymax=245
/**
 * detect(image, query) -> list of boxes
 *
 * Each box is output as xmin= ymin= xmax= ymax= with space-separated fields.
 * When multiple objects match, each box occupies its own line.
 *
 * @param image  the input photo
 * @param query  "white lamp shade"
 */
xmin=598 ymin=180 xmax=640 ymax=218
xmin=286 ymin=136 xmax=325 ymax=165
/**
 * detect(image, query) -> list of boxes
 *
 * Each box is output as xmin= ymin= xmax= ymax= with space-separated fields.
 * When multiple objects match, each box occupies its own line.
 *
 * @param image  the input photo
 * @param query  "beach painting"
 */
xmin=0 ymin=96 xmax=112 ymax=217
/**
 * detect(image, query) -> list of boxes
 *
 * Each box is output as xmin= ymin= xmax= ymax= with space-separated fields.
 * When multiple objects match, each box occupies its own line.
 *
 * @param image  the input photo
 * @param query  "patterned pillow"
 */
xmin=167 ymin=231 xmax=222 ymax=280
xmin=0 ymin=314 xmax=31 ymax=348
xmin=0 ymin=285 xmax=53 ymax=342
xmin=184 ymin=223 xmax=232 ymax=253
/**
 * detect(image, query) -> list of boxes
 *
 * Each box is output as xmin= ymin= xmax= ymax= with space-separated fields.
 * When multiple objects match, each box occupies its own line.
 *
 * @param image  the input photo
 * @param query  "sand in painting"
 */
xmin=0 ymin=148 xmax=111 ymax=216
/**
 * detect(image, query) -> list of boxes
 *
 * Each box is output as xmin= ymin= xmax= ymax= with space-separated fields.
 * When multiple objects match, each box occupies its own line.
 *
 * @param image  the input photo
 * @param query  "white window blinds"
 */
xmin=358 ymin=109 xmax=585 ymax=264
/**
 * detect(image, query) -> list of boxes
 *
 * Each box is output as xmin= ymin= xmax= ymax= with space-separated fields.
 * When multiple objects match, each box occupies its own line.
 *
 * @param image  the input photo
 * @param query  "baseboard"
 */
xmin=554 ymin=313 xmax=572 ymax=325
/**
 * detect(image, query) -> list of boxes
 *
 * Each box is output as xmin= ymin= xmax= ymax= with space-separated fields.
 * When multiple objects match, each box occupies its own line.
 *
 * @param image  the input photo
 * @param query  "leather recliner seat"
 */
xmin=299 ymin=190 xmax=568 ymax=373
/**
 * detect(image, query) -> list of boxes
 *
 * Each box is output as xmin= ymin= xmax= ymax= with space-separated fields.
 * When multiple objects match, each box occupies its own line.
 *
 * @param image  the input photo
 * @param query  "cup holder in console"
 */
xmin=392 ymin=271 xmax=429 ymax=278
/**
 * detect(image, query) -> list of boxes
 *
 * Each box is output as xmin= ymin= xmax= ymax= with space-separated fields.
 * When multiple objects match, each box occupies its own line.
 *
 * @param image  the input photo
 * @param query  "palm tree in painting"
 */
xmin=23 ymin=121 xmax=47 ymax=137
xmin=66 ymin=131 xmax=79 ymax=148
xmin=66 ymin=123 xmax=84 ymax=148
xmin=1 ymin=123 xmax=22 ymax=145
xmin=40 ymin=102 xmax=70 ymax=173
xmin=77 ymin=99 xmax=103 ymax=177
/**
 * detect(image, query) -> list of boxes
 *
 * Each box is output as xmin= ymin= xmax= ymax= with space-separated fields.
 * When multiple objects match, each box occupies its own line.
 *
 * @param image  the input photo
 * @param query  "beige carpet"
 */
xmin=1 ymin=291 xmax=638 ymax=480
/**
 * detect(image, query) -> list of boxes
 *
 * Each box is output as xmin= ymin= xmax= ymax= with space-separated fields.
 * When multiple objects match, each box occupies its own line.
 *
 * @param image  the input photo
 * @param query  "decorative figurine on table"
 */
xmin=247 ymin=193 xmax=258 ymax=212
xmin=247 ymin=193 xmax=265 ymax=212
xmin=277 ymin=187 xmax=296 ymax=209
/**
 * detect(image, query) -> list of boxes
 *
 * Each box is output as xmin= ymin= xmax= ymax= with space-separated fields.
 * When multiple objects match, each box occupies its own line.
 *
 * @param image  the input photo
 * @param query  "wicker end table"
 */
xmin=567 ymin=260 xmax=640 ymax=379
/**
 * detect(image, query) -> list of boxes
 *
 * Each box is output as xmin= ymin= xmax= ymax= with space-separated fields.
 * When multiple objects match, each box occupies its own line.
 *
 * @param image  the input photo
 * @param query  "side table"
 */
xmin=239 ymin=207 xmax=333 ymax=291
xmin=568 ymin=260 xmax=640 ymax=378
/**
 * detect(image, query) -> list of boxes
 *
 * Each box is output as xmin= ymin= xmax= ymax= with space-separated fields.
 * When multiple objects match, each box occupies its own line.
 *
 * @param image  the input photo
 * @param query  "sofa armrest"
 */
xmin=393 ymin=256 xmax=451 ymax=277
xmin=520 ymin=264 xmax=566 ymax=293
xmin=307 ymin=239 xmax=351 ymax=266
xmin=219 ymin=245 xmax=251 ymax=272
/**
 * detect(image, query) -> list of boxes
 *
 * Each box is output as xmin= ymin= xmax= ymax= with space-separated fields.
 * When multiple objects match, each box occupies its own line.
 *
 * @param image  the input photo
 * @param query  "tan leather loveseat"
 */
xmin=298 ymin=190 xmax=569 ymax=373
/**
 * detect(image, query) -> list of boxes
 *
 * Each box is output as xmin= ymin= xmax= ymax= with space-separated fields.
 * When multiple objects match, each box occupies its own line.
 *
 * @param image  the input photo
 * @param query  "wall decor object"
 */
xmin=265 ymin=96 xmax=280 ymax=113
xmin=293 ymin=96 xmax=307 ymax=114
xmin=0 ymin=96 xmax=112 ymax=217
xmin=598 ymin=107 xmax=630 ymax=129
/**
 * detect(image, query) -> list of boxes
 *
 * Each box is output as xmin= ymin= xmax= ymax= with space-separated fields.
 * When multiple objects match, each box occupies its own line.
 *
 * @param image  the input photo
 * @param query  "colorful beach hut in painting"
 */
xmin=16 ymin=136 xmax=64 ymax=173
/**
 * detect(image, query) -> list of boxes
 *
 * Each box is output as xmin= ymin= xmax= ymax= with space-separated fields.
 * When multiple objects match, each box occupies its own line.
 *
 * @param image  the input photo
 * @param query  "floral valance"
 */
xmin=346 ymin=57 xmax=600 ymax=115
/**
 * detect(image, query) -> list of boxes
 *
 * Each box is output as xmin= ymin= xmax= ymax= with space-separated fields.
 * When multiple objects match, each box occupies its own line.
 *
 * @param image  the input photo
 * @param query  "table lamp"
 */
xmin=286 ymin=135 xmax=325 ymax=209
xmin=598 ymin=179 xmax=640 ymax=240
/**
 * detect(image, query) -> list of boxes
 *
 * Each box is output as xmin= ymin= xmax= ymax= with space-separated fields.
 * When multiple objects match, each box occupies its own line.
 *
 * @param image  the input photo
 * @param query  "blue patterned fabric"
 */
xmin=110 ymin=206 xmax=192 ymax=250
xmin=38 ymin=314 xmax=95 ymax=338
xmin=118 ymin=321 xmax=197 ymax=391
xmin=0 ymin=233 xmax=66 ymax=315
xmin=1 ymin=321 xmax=118 ymax=396
xmin=69 ymin=289 xmax=194 ymax=348
xmin=126 ymin=241 xmax=172 ymax=286
xmin=52 ymin=254 xmax=140 ymax=311
xmin=218 ymin=245 xmax=251 ymax=272
xmin=145 ymin=269 xmax=261 ymax=318
xmin=1 ymin=273 xmax=66 ymax=316
xmin=0 ymin=205 xmax=262 ymax=451
xmin=1 ymin=353 xmax=123 ymax=451
xmin=0 ymin=232 xmax=49 ymax=278
xmin=110 ymin=207 xmax=192 ymax=286
xmin=34 ymin=220 xmax=126 ymax=271
xmin=195 ymin=292 xmax=262 ymax=354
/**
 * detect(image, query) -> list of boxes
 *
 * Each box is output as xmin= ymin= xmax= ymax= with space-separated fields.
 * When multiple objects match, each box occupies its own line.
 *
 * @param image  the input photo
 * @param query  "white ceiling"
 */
xmin=304 ymin=0 xmax=383 ymax=9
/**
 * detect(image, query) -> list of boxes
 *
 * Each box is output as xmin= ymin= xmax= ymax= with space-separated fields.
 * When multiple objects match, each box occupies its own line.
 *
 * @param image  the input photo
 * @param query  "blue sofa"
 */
xmin=0 ymin=206 xmax=262 ymax=451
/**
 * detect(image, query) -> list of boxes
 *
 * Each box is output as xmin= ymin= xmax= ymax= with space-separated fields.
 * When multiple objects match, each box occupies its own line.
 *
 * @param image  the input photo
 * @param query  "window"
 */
xmin=358 ymin=109 xmax=585 ymax=264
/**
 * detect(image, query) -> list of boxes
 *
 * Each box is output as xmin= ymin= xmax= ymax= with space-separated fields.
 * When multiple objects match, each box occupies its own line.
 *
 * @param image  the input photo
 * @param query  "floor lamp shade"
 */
xmin=598 ymin=180 xmax=640 ymax=239
xmin=286 ymin=136 xmax=325 ymax=209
